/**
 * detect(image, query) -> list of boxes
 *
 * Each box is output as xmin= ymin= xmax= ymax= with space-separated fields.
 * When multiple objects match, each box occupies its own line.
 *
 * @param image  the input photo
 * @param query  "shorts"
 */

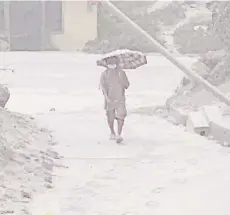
xmin=105 ymin=100 xmax=127 ymax=120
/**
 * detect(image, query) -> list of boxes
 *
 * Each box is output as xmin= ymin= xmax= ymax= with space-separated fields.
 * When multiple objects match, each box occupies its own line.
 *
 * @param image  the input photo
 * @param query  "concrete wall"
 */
xmin=210 ymin=121 xmax=230 ymax=145
xmin=52 ymin=1 xmax=97 ymax=51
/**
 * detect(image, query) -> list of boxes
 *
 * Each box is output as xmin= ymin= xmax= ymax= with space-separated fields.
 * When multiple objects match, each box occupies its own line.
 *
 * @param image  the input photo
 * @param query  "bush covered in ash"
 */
xmin=83 ymin=1 xmax=166 ymax=54
xmin=174 ymin=23 xmax=223 ymax=54
xmin=84 ymin=1 xmax=227 ymax=55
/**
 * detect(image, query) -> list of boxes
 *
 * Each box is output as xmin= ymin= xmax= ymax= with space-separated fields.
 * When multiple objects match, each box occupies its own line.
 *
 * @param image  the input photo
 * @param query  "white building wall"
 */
xmin=51 ymin=1 xmax=97 ymax=51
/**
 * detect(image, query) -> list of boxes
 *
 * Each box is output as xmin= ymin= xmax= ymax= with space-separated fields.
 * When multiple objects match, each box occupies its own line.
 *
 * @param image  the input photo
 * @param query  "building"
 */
xmin=0 ymin=1 xmax=98 ymax=51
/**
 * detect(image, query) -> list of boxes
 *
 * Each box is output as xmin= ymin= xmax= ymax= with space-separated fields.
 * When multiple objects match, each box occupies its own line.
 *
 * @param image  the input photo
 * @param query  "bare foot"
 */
xmin=110 ymin=133 xmax=116 ymax=140
xmin=116 ymin=136 xmax=123 ymax=144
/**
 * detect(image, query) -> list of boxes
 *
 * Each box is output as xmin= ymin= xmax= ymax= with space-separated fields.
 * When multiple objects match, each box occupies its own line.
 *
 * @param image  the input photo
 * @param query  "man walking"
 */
xmin=100 ymin=56 xmax=130 ymax=143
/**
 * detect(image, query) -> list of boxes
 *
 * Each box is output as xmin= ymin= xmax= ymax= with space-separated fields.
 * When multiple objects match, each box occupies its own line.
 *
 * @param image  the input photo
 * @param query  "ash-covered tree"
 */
xmin=211 ymin=1 xmax=230 ymax=49
xmin=84 ymin=1 xmax=166 ymax=53
xmin=205 ymin=1 xmax=230 ymax=85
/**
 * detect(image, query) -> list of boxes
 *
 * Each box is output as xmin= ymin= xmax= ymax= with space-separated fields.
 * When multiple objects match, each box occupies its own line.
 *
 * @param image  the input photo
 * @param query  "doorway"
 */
xmin=9 ymin=1 xmax=43 ymax=51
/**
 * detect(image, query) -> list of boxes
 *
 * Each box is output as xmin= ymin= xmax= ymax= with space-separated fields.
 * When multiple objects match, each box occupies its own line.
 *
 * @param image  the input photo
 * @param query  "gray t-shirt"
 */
xmin=100 ymin=68 xmax=129 ymax=102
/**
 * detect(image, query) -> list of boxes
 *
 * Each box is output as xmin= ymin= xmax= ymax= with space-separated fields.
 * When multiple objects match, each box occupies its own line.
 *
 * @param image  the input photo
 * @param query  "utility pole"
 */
xmin=102 ymin=1 xmax=230 ymax=106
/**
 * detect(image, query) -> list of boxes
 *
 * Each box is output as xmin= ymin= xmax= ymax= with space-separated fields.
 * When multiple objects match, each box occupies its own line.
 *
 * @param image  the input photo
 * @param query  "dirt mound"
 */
xmin=0 ymin=108 xmax=60 ymax=214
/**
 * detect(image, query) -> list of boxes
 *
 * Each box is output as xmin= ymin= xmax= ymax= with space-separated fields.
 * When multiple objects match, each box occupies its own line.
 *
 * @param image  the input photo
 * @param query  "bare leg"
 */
xmin=116 ymin=119 xmax=124 ymax=143
xmin=107 ymin=111 xmax=116 ymax=139
xmin=116 ymin=104 xmax=126 ymax=143
xmin=107 ymin=118 xmax=115 ymax=135
xmin=117 ymin=119 xmax=124 ymax=136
